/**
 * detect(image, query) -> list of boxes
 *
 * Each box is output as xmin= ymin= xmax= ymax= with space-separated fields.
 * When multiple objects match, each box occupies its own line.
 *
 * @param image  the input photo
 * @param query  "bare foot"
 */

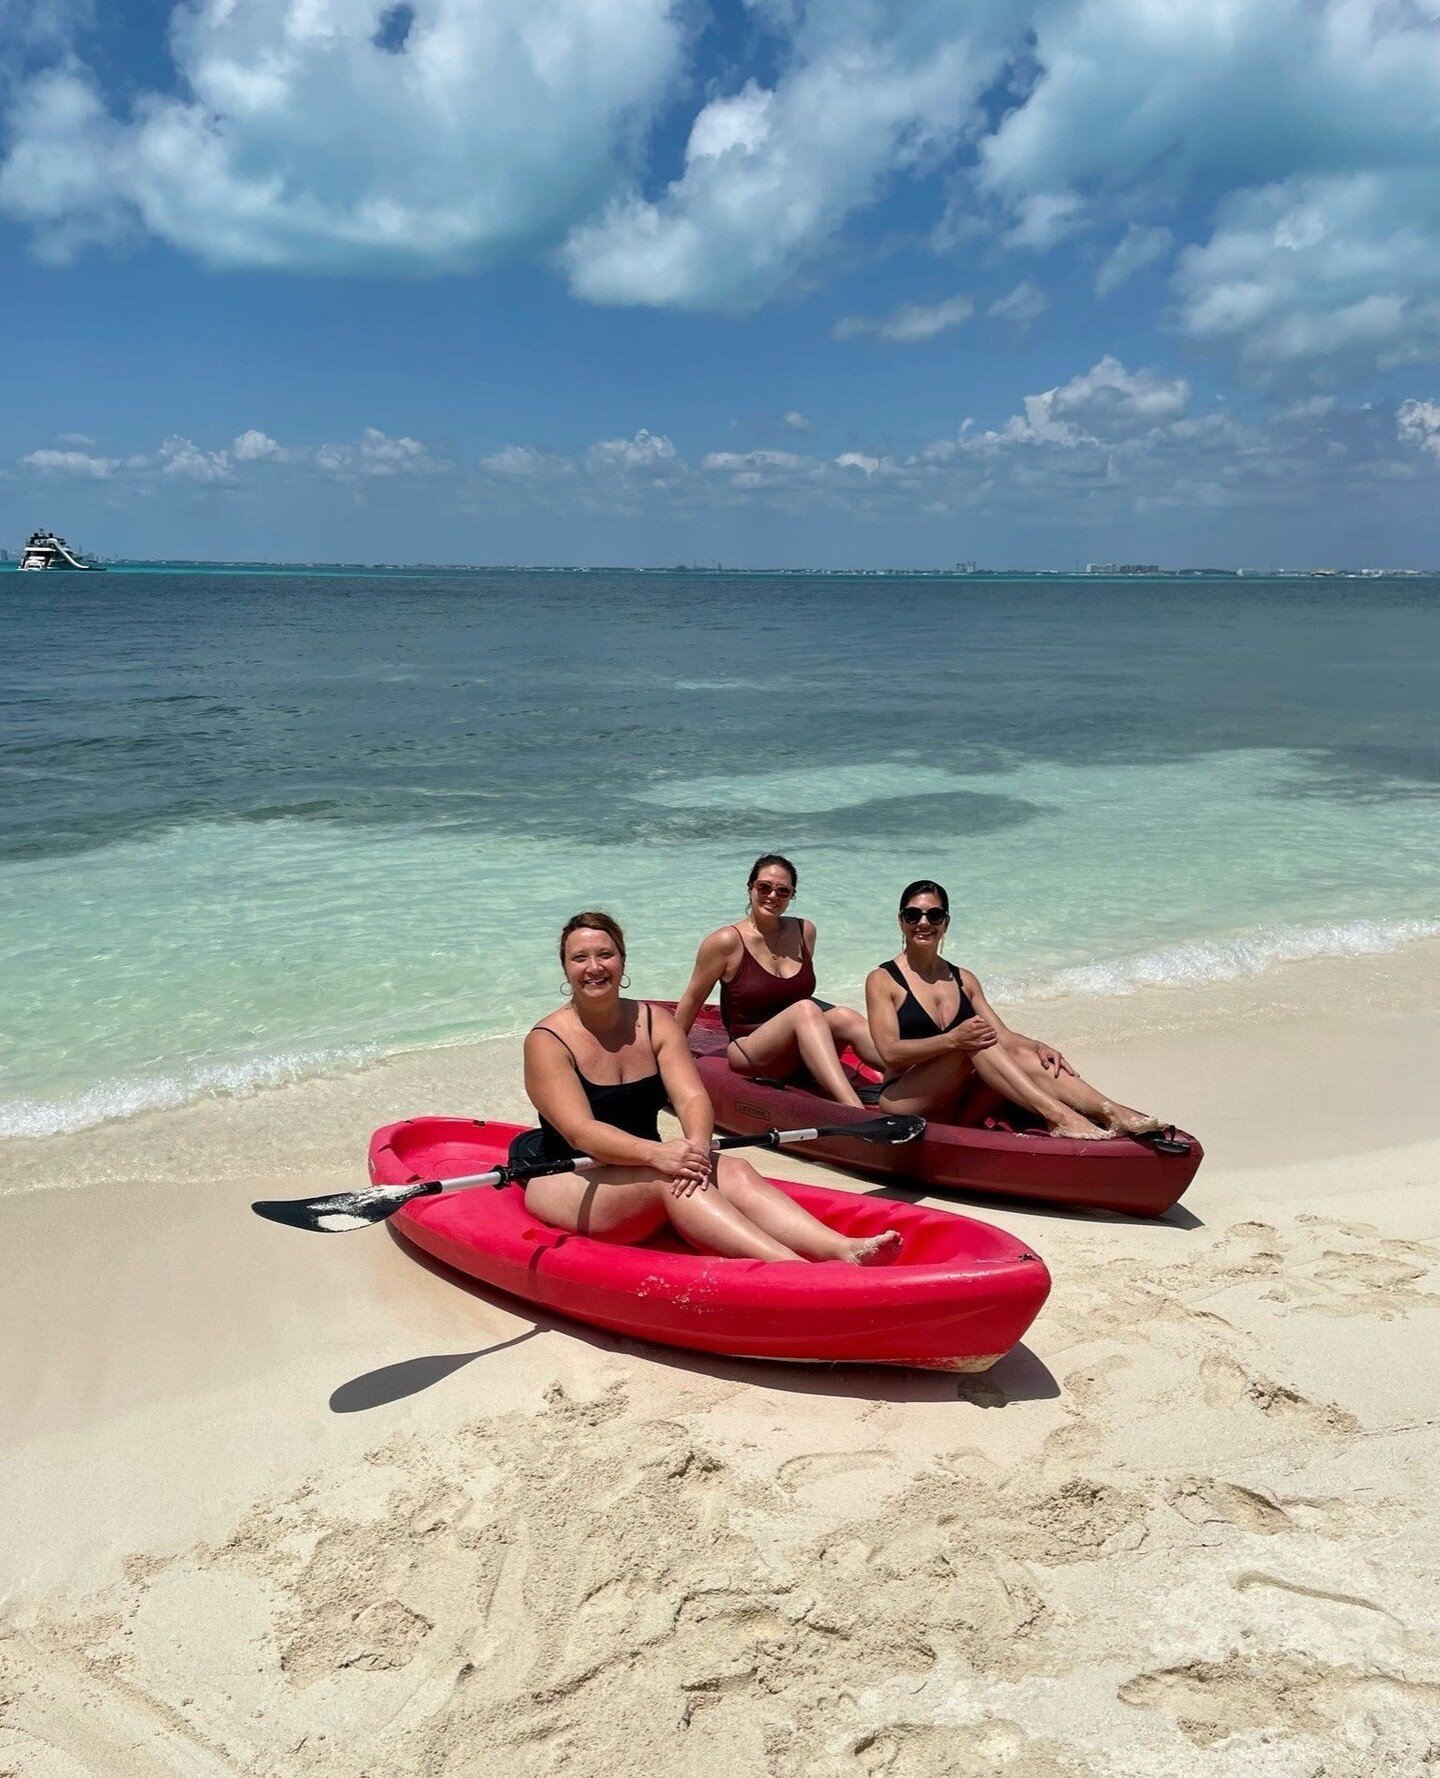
xmin=1051 ymin=1115 xmax=1112 ymax=1142
xmin=1102 ymin=1102 xmax=1166 ymax=1137
xmin=843 ymin=1229 xmax=903 ymax=1266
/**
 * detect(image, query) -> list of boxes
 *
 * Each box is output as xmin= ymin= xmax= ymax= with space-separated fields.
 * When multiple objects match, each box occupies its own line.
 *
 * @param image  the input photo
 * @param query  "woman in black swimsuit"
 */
xmin=865 ymin=880 xmax=1166 ymax=1141
xmin=524 ymin=910 xmax=900 ymax=1261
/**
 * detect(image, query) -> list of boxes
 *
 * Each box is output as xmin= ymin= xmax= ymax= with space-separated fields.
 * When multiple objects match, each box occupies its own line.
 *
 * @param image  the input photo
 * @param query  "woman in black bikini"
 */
xmin=866 ymin=879 xmax=1166 ymax=1141
xmin=673 ymin=854 xmax=881 ymax=1108
xmin=524 ymin=910 xmax=900 ymax=1262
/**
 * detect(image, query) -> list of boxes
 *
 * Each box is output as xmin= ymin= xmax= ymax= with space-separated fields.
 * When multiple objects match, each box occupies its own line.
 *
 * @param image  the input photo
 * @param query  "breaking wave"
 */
xmin=996 ymin=917 xmax=1440 ymax=1004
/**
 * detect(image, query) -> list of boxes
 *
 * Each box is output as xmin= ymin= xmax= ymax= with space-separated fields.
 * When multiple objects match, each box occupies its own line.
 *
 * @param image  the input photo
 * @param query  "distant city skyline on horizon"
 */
xmin=6 ymin=551 xmax=1436 ymax=581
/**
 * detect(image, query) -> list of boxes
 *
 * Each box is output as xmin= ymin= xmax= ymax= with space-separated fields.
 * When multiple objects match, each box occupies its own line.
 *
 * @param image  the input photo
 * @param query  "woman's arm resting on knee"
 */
xmin=966 ymin=974 xmax=1072 ymax=1075
xmin=652 ymin=1008 xmax=718 ymax=1193
xmin=673 ymin=929 xmax=739 ymax=1034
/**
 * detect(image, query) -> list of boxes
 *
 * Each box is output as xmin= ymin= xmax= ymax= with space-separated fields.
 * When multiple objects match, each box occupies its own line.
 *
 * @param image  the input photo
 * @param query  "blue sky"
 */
xmin=2 ymin=0 xmax=1439 ymax=567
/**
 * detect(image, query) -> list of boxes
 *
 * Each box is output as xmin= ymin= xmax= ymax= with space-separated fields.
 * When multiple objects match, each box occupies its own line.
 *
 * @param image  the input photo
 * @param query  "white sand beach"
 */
xmin=3 ymin=943 xmax=1438 ymax=1776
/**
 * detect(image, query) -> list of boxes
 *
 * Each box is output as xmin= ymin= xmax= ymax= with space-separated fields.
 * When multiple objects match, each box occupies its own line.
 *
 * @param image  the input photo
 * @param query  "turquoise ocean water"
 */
xmin=2 ymin=569 xmax=1437 ymax=1138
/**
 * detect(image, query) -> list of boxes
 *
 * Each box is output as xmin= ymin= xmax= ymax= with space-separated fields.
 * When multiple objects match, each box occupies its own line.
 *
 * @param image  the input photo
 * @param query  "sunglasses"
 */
xmin=753 ymin=882 xmax=794 ymax=900
xmin=900 ymin=906 xmax=949 ymax=926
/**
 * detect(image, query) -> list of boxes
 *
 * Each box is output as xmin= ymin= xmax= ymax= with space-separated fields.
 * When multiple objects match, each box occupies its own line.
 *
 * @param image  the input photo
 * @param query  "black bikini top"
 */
xmin=880 ymin=958 xmax=974 ymax=1040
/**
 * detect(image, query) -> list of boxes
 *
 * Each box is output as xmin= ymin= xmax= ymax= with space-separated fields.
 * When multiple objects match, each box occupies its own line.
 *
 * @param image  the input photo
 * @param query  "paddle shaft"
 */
xmin=251 ymin=1113 xmax=924 ymax=1232
xmin=400 ymin=1119 xmax=908 ymax=1198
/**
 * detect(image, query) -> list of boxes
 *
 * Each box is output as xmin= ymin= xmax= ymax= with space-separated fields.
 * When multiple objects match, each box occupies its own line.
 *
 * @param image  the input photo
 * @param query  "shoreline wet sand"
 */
xmin=3 ymin=941 xmax=1438 ymax=1774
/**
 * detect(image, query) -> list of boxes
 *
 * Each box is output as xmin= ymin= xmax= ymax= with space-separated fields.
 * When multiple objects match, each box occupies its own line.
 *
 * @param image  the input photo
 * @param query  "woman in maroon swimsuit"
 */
xmin=673 ymin=854 xmax=880 ymax=1107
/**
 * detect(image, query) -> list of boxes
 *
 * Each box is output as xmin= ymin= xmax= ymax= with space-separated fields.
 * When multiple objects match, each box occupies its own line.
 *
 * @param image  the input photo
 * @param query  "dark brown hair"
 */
xmin=747 ymin=853 xmax=798 ymax=891
xmin=558 ymin=910 xmax=626 ymax=964
xmin=899 ymin=878 xmax=949 ymax=913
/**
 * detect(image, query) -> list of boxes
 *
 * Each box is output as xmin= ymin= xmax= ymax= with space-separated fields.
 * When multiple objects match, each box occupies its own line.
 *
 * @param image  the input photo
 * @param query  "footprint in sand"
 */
xmin=1211 ymin=1221 xmax=1289 ymax=1279
xmin=1119 ymin=1649 xmax=1440 ymax=1747
xmin=1169 ymin=1476 xmax=1291 ymax=1535
xmin=1199 ymin=1352 xmax=1251 ymax=1408
xmin=849 ymin=1717 xmax=1087 ymax=1777
xmin=777 ymin=1449 xmax=892 ymax=1491
xmin=1296 ymin=1214 xmax=1379 ymax=1238
xmin=1261 ymin=1243 xmax=1440 ymax=1321
xmin=1061 ymin=1353 xmax=1131 ymax=1409
xmin=1196 ymin=1354 xmax=1359 ymax=1433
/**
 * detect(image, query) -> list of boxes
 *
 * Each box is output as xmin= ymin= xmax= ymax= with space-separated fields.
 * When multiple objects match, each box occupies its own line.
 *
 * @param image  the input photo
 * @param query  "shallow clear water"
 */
xmin=3 ymin=569 xmax=1437 ymax=1135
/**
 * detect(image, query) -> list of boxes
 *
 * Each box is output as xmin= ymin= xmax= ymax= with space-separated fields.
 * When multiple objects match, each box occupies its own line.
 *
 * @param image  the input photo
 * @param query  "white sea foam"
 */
xmin=0 ymin=1042 xmax=381 ymax=1144
xmin=670 ymin=677 xmax=773 ymax=692
xmin=994 ymin=917 xmax=1440 ymax=1005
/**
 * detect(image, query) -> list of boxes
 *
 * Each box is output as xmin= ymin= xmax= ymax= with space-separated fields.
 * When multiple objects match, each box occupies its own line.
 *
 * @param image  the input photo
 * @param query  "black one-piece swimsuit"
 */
xmin=519 ymin=1002 xmax=669 ymax=1166
xmin=879 ymin=959 xmax=974 ymax=1091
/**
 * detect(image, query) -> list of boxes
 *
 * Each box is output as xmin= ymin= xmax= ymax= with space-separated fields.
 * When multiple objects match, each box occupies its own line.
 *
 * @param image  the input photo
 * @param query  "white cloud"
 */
xmin=1001 ymin=190 xmax=1086 ymax=251
xmin=22 ymin=446 xmax=117 ymax=477
xmin=1398 ymin=398 xmax=1440 ymax=462
xmin=5 ymin=0 xmax=1438 ymax=390
xmin=975 ymin=0 xmax=1440 ymax=377
xmin=478 ymin=444 xmax=563 ymax=476
xmin=159 ymin=435 xmax=231 ymax=481
xmin=562 ymin=1 xmax=1015 ymax=311
xmin=12 ymin=384 xmax=1429 ymax=540
xmin=986 ymin=279 xmax=1048 ymax=328
xmin=700 ymin=447 xmax=820 ymax=491
xmin=1048 ymin=356 xmax=1190 ymax=426
xmin=57 ymin=431 xmax=97 ymax=446
xmin=232 ymin=428 xmax=287 ymax=462
xmin=981 ymin=0 xmax=1440 ymax=211
xmin=833 ymin=293 xmax=973 ymax=344
xmin=0 ymin=61 xmax=132 ymax=263
xmin=782 ymin=410 xmax=813 ymax=433
xmin=0 ymin=0 xmax=92 ymax=52
xmin=0 ymin=0 xmax=683 ymax=273
xmin=316 ymin=427 xmax=435 ymax=477
xmin=1094 ymin=225 xmax=1172 ymax=297
xmin=956 ymin=356 xmax=1192 ymax=451
xmin=1173 ymin=173 xmax=1440 ymax=379
xmin=585 ymin=428 xmax=680 ymax=472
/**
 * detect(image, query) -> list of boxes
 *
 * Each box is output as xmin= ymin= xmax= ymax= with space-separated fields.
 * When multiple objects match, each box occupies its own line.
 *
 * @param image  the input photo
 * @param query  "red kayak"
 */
xmin=370 ymin=1117 xmax=1051 ymax=1371
xmin=677 ymin=1004 xmax=1201 ymax=1218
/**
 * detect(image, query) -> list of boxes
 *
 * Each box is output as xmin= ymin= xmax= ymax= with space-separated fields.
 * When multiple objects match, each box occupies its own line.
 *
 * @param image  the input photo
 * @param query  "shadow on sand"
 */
xmin=329 ymin=1330 xmax=542 ymax=1412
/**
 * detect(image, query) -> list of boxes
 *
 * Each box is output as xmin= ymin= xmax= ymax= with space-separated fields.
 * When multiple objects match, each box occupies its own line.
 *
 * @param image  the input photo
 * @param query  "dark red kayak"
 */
xmin=370 ymin=1117 xmax=1051 ymax=1371
xmin=675 ymin=1004 xmax=1201 ymax=1218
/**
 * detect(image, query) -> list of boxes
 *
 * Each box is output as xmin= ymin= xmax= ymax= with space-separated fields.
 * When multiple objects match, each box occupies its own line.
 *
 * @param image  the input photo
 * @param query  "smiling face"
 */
xmin=563 ymin=927 xmax=625 ymax=1002
xmin=898 ymin=891 xmax=950 ymax=954
xmin=748 ymin=864 xmax=796 ymax=920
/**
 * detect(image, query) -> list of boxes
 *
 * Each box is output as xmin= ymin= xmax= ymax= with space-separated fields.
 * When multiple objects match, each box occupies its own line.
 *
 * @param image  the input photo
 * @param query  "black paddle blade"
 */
xmin=251 ymin=1178 xmax=440 ymax=1234
xmin=853 ymin=1113 xmax=925 ymax=1145
xmin=754 ymin=1113 xmax=927 ymax=1148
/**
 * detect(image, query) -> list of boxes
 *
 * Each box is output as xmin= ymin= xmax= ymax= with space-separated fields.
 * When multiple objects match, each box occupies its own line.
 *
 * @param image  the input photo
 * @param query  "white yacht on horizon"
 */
xmin=17 ymin=530 xmax=105 ymax=571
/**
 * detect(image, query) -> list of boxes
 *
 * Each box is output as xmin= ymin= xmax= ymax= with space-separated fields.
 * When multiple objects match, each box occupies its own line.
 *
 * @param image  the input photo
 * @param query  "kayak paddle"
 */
xmin=252 ymin=1112 xmax=925 ymax=1234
